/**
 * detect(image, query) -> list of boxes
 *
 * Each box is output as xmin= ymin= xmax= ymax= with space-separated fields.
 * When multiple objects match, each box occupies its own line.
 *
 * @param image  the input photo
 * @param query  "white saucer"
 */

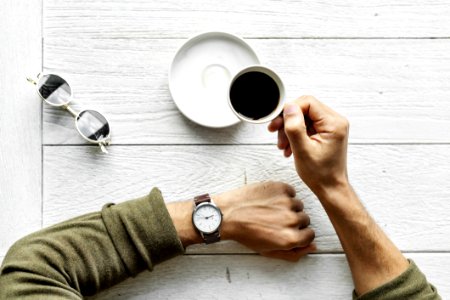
xmin=169 ymin=32 xmax=260 ymax=128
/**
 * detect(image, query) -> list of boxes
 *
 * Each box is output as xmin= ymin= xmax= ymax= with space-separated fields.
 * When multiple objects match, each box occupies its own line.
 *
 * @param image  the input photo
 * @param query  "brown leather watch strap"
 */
xmin=203 ymin=231 xmax=221 ymax=244
xmin=194 ymin=194 xmax=211 ymax=206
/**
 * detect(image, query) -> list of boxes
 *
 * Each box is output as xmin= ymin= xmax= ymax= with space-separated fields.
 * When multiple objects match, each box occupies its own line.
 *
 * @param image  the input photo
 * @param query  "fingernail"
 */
xmin=283 ymin=103 xmax=300 ymax=116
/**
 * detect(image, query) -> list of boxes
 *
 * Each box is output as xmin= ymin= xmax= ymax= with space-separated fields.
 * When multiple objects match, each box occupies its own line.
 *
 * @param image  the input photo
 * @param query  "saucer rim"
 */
xmin=168 ymin=31 xmax=260 ymax=128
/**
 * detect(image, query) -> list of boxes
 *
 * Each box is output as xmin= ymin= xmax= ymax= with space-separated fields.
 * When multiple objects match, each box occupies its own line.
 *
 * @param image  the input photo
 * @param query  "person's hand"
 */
xmin=268 ymin=96 xmax=350 ymax=196
xmin=215 ymin=181 xmax=316 ymax=261
xmin=167 ymin=181 xmax=316 ymax=262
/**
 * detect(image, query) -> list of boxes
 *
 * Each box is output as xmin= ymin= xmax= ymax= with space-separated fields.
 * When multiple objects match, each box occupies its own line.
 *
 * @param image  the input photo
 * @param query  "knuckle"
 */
xmin=285 ymin=211 xmax=301 ymax=226
xmin=302 ymin=228 xmax=316 ymax=245
xmin=283 ymin=183 xmax=295 ymax=195
xmin=341 ymin=117 xmax=350 ymax=131
xmin=282 ymin=230 xmax=301 ymax=249
xmin=296 ymin=199 xmax=304 ymax=211
xmin=284 ymin=121 xmax=301 ymax=135
xmin=280 ymin=196 xmax=293 ymax=207
xmin=298 ymin=95 xmax=316 ymax=102
xmin=298 ymin=212 xmax=311 ymax=227
xmin=272 ymin=181 xmax=291 ymax=194
xmin=334 ymin=117 xmax=350 ymax=139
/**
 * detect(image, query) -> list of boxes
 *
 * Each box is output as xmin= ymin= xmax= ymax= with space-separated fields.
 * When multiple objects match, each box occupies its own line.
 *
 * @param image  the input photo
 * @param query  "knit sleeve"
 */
xmin=353 ymin=259 xmax=441 ymax=300
xmin=0 ymin=188 xmax=184 ymax=299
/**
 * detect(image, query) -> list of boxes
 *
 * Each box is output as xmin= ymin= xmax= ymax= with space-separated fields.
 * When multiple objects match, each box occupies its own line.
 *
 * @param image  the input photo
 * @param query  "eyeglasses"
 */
xmin=27 ymin=73 xmax=111 ymax=153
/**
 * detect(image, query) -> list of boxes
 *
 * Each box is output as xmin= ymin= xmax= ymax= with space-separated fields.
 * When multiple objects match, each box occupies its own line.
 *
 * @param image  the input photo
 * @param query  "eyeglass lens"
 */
xmin=37 ymin=74 xmax=72 ymax=105
xmin=76 ymin=110 xmax=110 ymax=142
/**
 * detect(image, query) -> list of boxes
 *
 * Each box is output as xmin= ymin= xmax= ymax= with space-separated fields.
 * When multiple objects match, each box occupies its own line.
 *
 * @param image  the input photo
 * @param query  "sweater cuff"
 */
xmin=353 ymin=259 xmax=439 ymax=300
xmin=101 ymin=188 xmax=184 ymax=277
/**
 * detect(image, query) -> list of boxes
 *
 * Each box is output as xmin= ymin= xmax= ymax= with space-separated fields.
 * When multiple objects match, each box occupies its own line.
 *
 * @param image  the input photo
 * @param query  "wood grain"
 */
xmin=0 ymin=0 xmax=447 ymax=298
xmin=88 ymin=253 xmax=450 ymax=300
xmin=45 ymin=0 xmax=450 ymax=38
xmin=0 ymin=0 xmax=42 ymax=257
xmin=43 ymin=145 xmax=450 ymax=253
xmin=42 ymin=38 xmax=450 ymax=145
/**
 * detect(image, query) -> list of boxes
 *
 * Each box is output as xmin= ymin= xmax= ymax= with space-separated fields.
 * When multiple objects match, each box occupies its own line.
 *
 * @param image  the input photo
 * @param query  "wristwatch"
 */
xmin=192 ymin=194 xmax=223 ymax=244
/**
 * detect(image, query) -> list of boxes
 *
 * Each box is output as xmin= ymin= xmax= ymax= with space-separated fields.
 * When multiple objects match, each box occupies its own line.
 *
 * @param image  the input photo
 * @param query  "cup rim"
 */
xmin=228 ymin=65 xmax=285 ymax=124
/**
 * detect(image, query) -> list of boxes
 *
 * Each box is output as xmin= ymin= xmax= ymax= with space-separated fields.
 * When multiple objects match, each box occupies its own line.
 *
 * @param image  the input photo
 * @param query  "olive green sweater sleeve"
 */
xmin=353 ymin=260 xmax=441 ymax=300
xmin=0 ymin=188 xmax=184 ymax=299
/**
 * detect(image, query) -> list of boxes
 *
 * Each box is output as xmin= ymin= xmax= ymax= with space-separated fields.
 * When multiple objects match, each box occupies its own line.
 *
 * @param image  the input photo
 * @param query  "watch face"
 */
xmin=193 ymin=203 xmax=222 ymax=234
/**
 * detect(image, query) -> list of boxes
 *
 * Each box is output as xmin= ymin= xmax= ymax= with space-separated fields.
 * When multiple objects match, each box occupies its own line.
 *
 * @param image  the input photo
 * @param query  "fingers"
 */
xmin=269 ymin=96 xmax=343 ymax=157
xmin=295 ymin=95 xmax=348 ymax=136
xmin=261 ymin=243 xmax=317 ymax=262
xmin=295 ymin=95 xmax=336 ymax=123
xmin=291 ymin=198 xmax=304 ymax=211
xmin=283 ymin=102 xmax=311 ymax=156
xmin=268 ymin=116 xmax=283 ymax=132
xmin=297 ymin=211 xmax=310 ymax=228
xmin=286 ymin=210 xmax=310 ymax=228
xmin=294 ymin=228 xmax=315 ymax=248
xmin=277 ymin=126 xmax=289 ymax=150
xmin=273 ymin=119 xmax=292 ymax=156
xmin=281 ymin=182 xmax=296 ymax=197
xmin=284 ymin=145 xmax=292 ymax=157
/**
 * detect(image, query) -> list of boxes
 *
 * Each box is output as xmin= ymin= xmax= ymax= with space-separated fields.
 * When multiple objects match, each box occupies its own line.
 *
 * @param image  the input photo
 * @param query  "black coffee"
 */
xmin=230 ymin=71 xmax=280 ymax=120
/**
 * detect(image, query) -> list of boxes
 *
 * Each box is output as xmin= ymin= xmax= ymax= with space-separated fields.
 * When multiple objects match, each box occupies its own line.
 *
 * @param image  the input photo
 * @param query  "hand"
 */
xmin=215 ymin=181 xmax=316 ymax=261
xmin=268 ymin=96 xmax=350 ymax=196
xmin=167 ymin=181 xmax=316 ymax=262
xmin=268 ymin=97 xmax=411 ymax=295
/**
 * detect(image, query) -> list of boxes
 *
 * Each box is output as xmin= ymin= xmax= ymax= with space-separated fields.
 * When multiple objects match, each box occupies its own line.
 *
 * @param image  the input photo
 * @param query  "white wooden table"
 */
xmin=1 ymin=1 xmax=450 ymax=298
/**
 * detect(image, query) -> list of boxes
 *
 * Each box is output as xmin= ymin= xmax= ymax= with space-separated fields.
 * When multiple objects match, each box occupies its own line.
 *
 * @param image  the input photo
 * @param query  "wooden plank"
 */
xmin=43 ymin=145 xmax=450 ymax=252
xmin=43 ymin=38 xmax=450 ymax=145
xmin=88 ymin=253 xmax=450 ymax=300
xmin=0 ymin=1 xmax=42 ymax=257
xmin=45 ymin=0 xmax=450 ymax=38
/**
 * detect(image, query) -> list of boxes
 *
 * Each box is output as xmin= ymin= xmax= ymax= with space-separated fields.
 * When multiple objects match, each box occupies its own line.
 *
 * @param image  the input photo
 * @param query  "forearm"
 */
xmin=0 ymin=188 xmax=184 ymax=299
xmin=317 ymin=183 xmax=408 ymax=296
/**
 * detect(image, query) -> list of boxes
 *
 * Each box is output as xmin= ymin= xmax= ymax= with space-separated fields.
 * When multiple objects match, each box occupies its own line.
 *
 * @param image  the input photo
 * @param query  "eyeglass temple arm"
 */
xmin=26 ymin=73 xmax=41 ymax=85
xmin=99 ymin=142 xmax=109 ymax=154
xmin=26 ymin=77 xmax=37 ymax=85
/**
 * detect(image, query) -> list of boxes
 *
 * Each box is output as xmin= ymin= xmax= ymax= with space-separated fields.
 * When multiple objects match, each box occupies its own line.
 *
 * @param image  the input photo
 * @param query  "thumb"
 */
xmin=283 ymin=102 xmax=310 ymax=153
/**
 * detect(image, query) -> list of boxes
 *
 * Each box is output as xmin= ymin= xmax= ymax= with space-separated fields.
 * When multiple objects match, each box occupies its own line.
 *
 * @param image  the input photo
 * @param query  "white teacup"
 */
xmin=228 ymin=65 xmax=285 ymax=124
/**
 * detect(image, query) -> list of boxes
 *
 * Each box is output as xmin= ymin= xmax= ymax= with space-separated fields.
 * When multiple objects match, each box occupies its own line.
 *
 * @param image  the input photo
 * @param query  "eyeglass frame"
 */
xmin=27 ymin=73 xmax=111 ymax=153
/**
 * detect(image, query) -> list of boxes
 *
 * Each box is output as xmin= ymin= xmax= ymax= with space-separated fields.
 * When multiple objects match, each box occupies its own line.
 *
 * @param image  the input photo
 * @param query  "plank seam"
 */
xmin=182 ymin=251 xmax=450 ymax=256
xmin=41 ymin=0 xmax=44 ymax=229
xmin=42 ymin=37 xmax=450 ymax=40
xmin=42 ymin=143 xmax=450 ymax=147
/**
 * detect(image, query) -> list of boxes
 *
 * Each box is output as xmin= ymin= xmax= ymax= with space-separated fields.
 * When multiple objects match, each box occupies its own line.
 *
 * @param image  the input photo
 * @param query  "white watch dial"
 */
xmin=193 ymin=204 xmax=222 ymax=234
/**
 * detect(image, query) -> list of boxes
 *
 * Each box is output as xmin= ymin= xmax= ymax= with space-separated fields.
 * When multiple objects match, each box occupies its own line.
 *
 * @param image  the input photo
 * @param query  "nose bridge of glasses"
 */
xmin=64 ymin=104 xmax=79 ymax=117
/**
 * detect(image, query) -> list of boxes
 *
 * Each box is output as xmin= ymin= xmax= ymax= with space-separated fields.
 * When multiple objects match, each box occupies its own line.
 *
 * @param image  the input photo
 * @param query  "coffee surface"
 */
xmin=230 ymin=71 xmax=280 ymax=120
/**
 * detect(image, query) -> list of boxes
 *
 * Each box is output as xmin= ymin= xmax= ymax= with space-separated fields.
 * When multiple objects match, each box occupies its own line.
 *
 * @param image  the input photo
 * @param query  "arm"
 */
xmin=269 ymin=95 xmax=440 ymax=298
xmin=0 ymin=182 xmax=315 ymax=298
xmin=0 ymin=188 xmax=184 ymax=299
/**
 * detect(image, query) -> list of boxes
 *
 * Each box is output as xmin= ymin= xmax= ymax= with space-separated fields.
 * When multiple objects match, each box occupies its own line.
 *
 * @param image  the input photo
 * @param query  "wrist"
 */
xmin=166 ymin=200 xmax=202 ymax=248
xmin=167 ymin=193 xmax=235 ymax=248
xmin=212 ymin=193 xmax=235 ymax=241
xmin=314 ymin=179 xmax=358 ymax=210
